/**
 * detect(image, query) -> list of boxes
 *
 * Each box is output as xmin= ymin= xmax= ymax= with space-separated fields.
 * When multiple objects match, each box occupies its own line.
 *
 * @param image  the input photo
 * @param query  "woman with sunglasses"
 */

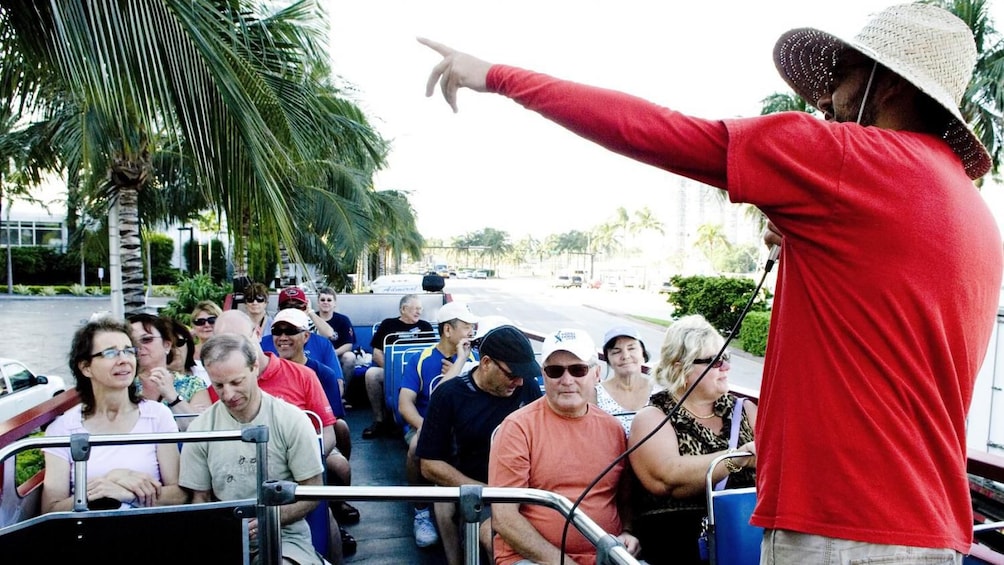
xmin=42 ymin=317 xmax=187 ymax=513
xmin=243 ymin=282 xmax=273 ymax=337
xmin=627 ymin=315 xmax=757 ymax=565
xmin=167 ymin=318 xmax=196 ymax=376
xmin=190 ymin=300 xmax=222 ymax=364
xmin=596 ymin=326 xmax=661 ymax=437
xmin=128 ymin=313 xmax=211 ymax=432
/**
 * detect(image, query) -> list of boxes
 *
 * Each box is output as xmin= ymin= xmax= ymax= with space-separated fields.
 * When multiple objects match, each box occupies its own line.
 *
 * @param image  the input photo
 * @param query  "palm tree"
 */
xmin=694 ymin=223 xmax=731 ymax=268
xmin=0 ymin=0 xmax=386 ymax=315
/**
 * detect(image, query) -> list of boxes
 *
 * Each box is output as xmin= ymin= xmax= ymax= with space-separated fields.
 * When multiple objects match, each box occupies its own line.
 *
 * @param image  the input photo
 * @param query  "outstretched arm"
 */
xmin=419 ymin=37 xmax=493 ymax=113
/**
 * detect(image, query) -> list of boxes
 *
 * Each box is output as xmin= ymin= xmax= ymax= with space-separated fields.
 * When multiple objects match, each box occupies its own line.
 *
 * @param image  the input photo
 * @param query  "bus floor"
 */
xmin=342 ymin=402 xmax=450 ymax=565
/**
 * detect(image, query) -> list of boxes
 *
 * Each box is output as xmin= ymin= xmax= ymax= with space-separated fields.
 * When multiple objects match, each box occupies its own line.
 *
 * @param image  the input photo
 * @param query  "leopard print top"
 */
xmin=634 ymin=390 xmax=755 ymax=517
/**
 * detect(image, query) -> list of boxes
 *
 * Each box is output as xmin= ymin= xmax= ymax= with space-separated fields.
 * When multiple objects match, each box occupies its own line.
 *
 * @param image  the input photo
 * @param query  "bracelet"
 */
xmin=167 ymin=395 xmax=183 ymax=408
xmin=724 ymin=449 xmax=744 ymax=474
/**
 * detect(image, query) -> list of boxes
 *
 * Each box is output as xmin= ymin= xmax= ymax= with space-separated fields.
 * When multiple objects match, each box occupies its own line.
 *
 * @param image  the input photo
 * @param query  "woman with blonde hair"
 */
xmin=628 ymin=314 xmax=756 ymax=564
xmin=190 ymin=300 xmax=222 ymax=364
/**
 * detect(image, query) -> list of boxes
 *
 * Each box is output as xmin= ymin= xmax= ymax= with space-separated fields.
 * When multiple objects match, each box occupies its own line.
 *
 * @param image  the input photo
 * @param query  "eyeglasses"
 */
xmin=491 ymin=359 xmax=521 ymax=380
xmin=272 ymin=327 xmax=305 ymax=337
xmin=138 ymin=335 xmax=161 ymax=345
xmin=318 ymin=297 xmax=334 ymax=303
xmin=90 ymin=346 xmax=138 ymax=360
xmin=542 ymin=364 xmax=591 ymax=379
xmin=193 ymin=316 xmax=217 ymax=327
xmin=247 ymin=295 xmax=267 ymax=303
xmin=693 ymin=352 xmax=731 ymax=369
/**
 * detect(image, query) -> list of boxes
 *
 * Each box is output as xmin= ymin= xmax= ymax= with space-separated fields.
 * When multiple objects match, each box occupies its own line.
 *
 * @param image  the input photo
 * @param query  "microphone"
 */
xmin=765 ymin=244 xmax=781 ymax=272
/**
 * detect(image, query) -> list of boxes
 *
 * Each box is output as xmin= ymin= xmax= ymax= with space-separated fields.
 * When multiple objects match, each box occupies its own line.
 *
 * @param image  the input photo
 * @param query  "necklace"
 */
xmin=672 ymin=393 xmax=715 ymax=419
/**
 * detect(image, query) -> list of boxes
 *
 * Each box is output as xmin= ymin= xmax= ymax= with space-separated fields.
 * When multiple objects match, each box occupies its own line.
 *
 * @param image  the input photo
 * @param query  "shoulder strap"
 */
xmin=728 ymin=397 xmax=745 ymax=450
xmin=714 ymin=397 xmax=746 ymax=492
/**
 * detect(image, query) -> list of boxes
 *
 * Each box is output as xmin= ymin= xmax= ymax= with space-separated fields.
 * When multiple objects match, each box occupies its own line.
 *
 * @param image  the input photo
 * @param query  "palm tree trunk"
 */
xmin=108 ymin=201 xmax=124 ymax=318
xmin=117 ymin=186 xmax=146 ymax=313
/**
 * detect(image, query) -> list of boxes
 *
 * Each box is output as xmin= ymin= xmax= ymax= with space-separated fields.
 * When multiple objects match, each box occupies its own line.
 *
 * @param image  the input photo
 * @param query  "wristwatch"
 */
xmin=167 ymin=395 xmax=183 ymax=408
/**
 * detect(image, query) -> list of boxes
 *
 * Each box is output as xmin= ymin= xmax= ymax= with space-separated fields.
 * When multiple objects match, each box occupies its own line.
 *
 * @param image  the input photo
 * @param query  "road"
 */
xmin=0 ymin=279 xmax=765 ymax=393
xmin=442 ymin=276 xmax=764 ymax=393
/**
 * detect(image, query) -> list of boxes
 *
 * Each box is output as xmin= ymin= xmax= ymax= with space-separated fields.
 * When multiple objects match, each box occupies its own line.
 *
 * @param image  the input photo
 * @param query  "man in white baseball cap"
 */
xmin=421 ymin=4 xmax=1001 ymax=561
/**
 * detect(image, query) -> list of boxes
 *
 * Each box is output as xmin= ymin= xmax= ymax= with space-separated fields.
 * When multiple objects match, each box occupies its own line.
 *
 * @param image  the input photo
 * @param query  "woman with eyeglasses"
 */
xmin=627 ymin=315 xmax=757 ymax=565
xmin=41 ymin=317 xmax=187 ymax=513
xmin=190 ymin=300 xmax=222 ymax=363
xmin=596 ymin=326 xmax=662 ymax=437
xmin=243 ymin=282 xmax=273 ymax=337
xmin=128 ymin=313 xmax=211 ymax=432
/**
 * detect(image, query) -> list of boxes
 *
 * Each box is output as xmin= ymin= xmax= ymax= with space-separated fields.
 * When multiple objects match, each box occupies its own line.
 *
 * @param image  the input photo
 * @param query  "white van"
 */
xmin=367 ymin=274 xmax=426 ymax=293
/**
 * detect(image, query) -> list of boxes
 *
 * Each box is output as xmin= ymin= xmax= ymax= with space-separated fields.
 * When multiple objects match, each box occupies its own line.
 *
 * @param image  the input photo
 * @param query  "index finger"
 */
xmin=417 ymin=37 xmax=454 ymax=57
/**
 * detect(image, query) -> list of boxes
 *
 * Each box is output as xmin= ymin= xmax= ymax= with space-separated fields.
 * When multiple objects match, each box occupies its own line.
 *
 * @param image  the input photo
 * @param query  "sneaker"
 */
xmin=362 ymin=420 xmax=399 ymax=440
xmin=413 ymin=507 xmax=439 ymax=548
xmin=334 ymin=501 xmax=360 ymax=525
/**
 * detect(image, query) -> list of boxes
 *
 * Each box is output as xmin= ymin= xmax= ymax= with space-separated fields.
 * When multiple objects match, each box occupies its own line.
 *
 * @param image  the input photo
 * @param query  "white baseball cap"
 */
xmin=541 ymin=328 xmax=597 ymax=364
xmin=436 ymin=301 xmax=479 ymax=324
xmin=272 ymin=308 xmax=310 ymax=331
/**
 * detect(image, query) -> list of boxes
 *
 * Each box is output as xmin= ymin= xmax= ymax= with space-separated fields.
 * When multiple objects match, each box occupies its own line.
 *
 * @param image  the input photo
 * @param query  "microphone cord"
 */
xmin=558 ymin=247 xmax=779 ymax=563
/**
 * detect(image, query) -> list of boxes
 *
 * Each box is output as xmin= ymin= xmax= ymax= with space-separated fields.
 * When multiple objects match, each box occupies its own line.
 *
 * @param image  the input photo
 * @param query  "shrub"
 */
xmin=158 ymin=274 xmax=229 ymax=323
xmin=69 ymin=283 xmax=89 ymax=296
xmin=13 ymin=284 xmax=32 ymax=295
xmin=88 ymin=286 xmax=105 ymax=296
xmin=666 ymin=275 xmax=769 ymax=335
xmin=15 ymin=447 xmax=44 ymax=486
xmin=37 ymin=286 xmax=57 ymax=296
xmin=739 ymin=311 xmax=771 ymax=356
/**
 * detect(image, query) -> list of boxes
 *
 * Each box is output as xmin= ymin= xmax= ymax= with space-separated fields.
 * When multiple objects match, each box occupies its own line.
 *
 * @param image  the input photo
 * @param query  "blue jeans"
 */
xmin=761 ymin=529 xmax=962 ymax=564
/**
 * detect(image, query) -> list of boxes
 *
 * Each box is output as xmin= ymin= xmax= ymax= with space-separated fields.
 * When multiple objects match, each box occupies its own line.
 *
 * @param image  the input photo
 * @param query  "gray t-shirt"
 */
xmin=180 ymin=392 xmax=323 ymax=563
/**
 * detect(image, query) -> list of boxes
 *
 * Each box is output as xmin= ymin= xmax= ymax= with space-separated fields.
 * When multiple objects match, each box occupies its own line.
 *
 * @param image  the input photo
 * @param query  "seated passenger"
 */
xmin=398 ymin=301 xmax=478 ymax=552
xmin=315 ymin=287 xmax=359 ymax=390
xmin=127 ymin=313 xmax=211 ymax=431
xmin=628 ymin=315 xmax=757 ymax=565
xmin=189 ymin=299 xmax=222 ymax=383
xmin=261 ymin=289 xmax=341 ymax=380
xmin=595 ymin=325 xmax=661 ymax=437
xmin=166 ymin=318 xmax=197 ymax=377
xmin=180 ymin=333 xmax=325 ymax=565
xmin=490 ymin=328 xmax=640 ymax=565
xmin=363 ymin=294 xmax=434 ymax=439
xmin=243 ymin=281 xmax=273 ymax=337
xmin=42 ymin=318 xmax=187 ymax=512
xmin=419 ymin=324 xmax=541 ymax=563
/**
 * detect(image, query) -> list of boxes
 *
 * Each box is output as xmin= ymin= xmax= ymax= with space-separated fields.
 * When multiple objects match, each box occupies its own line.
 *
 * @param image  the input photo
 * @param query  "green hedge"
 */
xmin=739 ymin=311 xmax=771 ymax=356
xmin=666 ymin=275 xmax=770 ymax=335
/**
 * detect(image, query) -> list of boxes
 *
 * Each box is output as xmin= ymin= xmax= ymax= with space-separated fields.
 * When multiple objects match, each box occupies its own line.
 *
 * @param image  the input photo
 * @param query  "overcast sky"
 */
xmin=328 ymin=0 xmax=1004 ymax=241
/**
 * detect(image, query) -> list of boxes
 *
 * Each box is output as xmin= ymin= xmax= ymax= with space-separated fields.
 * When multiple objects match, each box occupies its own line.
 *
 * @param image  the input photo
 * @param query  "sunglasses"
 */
xmin=193 ymin=316 xmax=217 ymax=327
xmin=175 ymin=337 xmax=188 ymax=347
xmin=490 ymin=359 xmax=521 ymax=380
xmin=246 ymin=295 xmax=267 ymax=303
xmin=542 ymin=364 xmax=591 ymax=379
xmin=272 ymin=327 xmax=305 ymax=337
xmin=138 ymin=335 xmax=161 ymax=345
xmin=693 ymin=352 xmax=731 ymax=369
xmin=91 ymin=346 xmax=138 ymax=360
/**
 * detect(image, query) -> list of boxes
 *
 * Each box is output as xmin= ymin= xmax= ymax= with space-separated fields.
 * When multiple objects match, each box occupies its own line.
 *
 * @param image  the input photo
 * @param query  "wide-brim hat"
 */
xmin=773 ymin=3 xmax=990 ymax=180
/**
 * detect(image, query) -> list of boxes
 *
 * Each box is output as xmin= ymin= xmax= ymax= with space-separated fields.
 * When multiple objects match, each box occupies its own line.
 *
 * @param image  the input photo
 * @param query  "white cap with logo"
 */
xmin=272 ymin=308 xmax=310 ymax=331
xmin=436 ymin=301 xmax=479 ymax=324
xmin=541 ymin=328 xmax=597 ymax=364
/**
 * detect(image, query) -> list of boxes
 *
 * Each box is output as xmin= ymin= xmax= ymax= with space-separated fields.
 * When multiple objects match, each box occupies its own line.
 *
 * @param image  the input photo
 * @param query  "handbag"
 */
xmin=698 ymin=397 xmax=746 ymax=561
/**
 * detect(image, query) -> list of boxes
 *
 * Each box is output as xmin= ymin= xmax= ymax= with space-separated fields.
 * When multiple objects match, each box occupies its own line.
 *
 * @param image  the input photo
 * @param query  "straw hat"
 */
xmin=773 ymin=3 xmax=990 ymax=179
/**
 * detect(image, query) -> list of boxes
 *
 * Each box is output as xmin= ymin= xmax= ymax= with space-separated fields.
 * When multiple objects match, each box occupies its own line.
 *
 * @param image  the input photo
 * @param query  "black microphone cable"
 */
xmin=557 ymin=245 xmax=779 ymax=564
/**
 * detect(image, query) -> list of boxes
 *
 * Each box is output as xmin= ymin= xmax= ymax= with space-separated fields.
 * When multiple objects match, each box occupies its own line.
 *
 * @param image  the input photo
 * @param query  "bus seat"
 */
xmin=707 ymin=487 xmax=760 ymax=565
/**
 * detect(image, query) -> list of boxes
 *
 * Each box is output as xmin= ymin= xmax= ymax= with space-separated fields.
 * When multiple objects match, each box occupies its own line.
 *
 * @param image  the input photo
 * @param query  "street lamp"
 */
xmin=177 ymin=226 xmax=194 ymax=275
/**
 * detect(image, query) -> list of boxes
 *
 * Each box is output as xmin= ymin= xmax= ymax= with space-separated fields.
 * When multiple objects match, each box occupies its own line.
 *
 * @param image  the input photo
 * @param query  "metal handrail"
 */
xmin=272 ymin=483 xmax=641 ymax=565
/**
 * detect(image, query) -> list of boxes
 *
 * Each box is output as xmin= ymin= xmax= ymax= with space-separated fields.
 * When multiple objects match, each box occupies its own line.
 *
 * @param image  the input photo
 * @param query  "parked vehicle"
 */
xmin=0 ymin=358 xmax=67 ymax=422
xmin=367 ymin=274 xmax=427 ymax=293
xmin=552 ymin=275 xmax=573 ymax=288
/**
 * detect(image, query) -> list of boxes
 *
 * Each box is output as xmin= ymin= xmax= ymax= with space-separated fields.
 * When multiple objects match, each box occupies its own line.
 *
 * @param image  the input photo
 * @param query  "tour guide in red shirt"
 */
xmin=419 ymin=4 xmax=1003 ymax=562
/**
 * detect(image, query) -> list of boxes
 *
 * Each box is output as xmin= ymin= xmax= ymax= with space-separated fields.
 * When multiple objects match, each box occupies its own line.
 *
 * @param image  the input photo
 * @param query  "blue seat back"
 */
xmin=708 ymin=487 xmax=760 ymax=565
xmin=383 ymin=337 xmax=438 ymax=425
xmin=302 ymin=410 xmax=330 ymax=560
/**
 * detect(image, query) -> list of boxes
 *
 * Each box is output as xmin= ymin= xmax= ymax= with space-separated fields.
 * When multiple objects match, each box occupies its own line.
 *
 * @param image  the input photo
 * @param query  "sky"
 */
xmin=327 ymin=0 xmax=1004 ymax=242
